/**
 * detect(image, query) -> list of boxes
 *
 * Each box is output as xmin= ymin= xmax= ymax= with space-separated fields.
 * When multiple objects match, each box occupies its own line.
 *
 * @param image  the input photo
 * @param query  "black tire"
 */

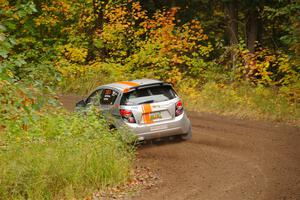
xmin=181 ymin=127 xmax=192 ymax=140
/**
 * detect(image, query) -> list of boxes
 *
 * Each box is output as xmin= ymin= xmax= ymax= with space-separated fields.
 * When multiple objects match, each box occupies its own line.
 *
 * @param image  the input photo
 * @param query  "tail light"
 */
xmin=175 ymin=100 xmax=183 ymax=116
xmin=119 ymin=109 xmax=136 ymax=123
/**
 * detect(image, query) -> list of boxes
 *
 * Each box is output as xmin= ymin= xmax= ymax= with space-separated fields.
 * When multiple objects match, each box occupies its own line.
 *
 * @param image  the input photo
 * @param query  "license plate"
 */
xmin=150 ymin=124 xmax=168 ymax=131
xmin=150 ymin=112 xmax=162 ymax=120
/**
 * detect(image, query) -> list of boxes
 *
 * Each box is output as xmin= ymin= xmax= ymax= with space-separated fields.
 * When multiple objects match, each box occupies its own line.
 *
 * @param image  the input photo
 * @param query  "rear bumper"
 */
xmin=123 ymin=112 xmax=191 ymax=140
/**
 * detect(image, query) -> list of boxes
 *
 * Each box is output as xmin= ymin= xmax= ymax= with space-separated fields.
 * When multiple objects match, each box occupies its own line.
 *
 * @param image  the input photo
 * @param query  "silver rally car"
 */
xmin=76 ymin=79 xmax=192 ymax=140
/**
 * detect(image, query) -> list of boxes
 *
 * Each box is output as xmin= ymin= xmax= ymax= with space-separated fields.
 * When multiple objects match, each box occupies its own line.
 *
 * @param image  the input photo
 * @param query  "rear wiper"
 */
xmin=138 ymin=100 xmax=155 ymax=105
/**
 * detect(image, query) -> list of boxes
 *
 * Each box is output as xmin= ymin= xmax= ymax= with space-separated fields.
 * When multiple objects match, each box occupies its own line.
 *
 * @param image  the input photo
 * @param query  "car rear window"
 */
xmin=121 ymin=85 xmax=177 ymax=105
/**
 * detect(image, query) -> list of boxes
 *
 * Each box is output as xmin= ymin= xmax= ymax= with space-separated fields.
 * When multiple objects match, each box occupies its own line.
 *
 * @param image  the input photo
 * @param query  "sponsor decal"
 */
xmin=152 ymin=105 xmax=160 ymax=109
xmin=150 ymin=112 xmax=162 ymax=120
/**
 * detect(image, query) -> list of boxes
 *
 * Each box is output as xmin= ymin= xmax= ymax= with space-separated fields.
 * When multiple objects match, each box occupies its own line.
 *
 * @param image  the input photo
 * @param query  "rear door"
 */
xmin=120 ymin=85 xmax=178 ymax=124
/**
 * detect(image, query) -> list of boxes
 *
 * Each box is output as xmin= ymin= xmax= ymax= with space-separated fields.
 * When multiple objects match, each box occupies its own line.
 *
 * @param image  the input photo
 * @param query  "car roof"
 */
xmin=97 ymin=79 xmax=164 ymax=92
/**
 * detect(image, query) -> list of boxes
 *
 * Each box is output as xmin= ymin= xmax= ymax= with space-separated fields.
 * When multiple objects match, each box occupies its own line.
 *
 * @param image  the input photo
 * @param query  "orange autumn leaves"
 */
xmin=98 ymin=1 xmax=212 ymax=85
xmin=35 ymin=0 xmax=212 ymax=88
xmin=235 ymin=47 xmax=299 ymax=86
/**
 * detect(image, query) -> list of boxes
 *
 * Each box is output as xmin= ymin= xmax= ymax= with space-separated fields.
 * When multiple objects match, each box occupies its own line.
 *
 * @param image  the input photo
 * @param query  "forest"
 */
xmin=0 ymin=0 xmax=299 ymax=199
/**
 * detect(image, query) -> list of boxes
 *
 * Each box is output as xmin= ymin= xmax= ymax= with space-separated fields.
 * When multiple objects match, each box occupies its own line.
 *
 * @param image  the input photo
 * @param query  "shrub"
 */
xmin=0 ymin=109 xmax=135 ymax=199
xmin=52 ymin=1 xmax=213 ymax=94
xmin=221 ymin=45 xmax=300 ymax=87
xmin=56 ymin=62 xmax=128 ymax=95
xmin=180 ymin=82 xmax=300 ymax=123
xmin=0 ymin=50 xmax=136 ymax=199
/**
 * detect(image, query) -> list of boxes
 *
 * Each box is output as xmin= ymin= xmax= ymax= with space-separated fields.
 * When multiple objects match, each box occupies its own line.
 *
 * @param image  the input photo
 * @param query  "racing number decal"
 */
xmin=142 ymin=104 xmax=152 ymax=124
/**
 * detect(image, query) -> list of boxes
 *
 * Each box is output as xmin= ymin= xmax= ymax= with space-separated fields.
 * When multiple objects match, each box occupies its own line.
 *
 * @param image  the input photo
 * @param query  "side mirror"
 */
xmin=76 ymin=100 xmax=86 ymax=107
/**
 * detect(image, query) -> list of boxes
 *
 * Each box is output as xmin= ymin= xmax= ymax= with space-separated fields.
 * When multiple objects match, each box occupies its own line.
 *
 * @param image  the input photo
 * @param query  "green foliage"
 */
xmin=180 ymin=82 xmax=299 ymax=123
xmin=233 ymin=45 xmax=300 ymax=86
xmin=0 ymin=70 xmax=56 ymax=133
xmin=50 ymin=1 xmax=213 ymax=94
xmin=0 ymin=110 xmax=135 ymax=199
xmin=0 ymin=67 xmax=135 ymax=199
xmin=56 ymin=62 xmax=128 ymax=94
xmin=1 ymin=0 xmax=299 ymax=95
xmin=0 ymin=1 xmax=299 ymax=198
xmin=0 ymin=0 xmax=60 ymax=86
xmin=0 ymin=47 xmax=135 ymax=199
xmin=262 ymin=1 xmax=300 ymax=55
xmin=0 ymin=3 xmax=135 ymax=199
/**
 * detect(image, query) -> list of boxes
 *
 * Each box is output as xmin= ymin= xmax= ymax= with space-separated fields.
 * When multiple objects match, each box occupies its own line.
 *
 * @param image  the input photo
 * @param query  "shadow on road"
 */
xmin=136 ymin=136 xmax=185 ymax=150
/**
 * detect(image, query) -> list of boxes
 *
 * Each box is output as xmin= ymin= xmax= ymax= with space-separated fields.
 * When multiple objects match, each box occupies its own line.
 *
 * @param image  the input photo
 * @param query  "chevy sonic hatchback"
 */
xmin=76 ymin=79 xmax=192 ymax=140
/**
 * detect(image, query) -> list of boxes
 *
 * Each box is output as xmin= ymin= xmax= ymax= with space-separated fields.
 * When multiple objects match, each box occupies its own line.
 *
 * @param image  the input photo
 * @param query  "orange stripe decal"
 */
xmin=144 ymin=113 xmax=152 ymax=124
xmin=123 ymin=88 xmax=130 ymax=93
xmin=142 ymin=104 xmax=152 ymax=124
xmin=143 ymin=104 xmax=152 ymax=113
xmin=117 ymin=81 xmax=140 ymax=87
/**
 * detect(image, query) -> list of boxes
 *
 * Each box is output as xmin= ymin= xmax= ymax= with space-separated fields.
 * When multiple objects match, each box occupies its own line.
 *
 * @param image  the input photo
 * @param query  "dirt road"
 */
xmin=60 ymin=96 xmax=300 ymax=200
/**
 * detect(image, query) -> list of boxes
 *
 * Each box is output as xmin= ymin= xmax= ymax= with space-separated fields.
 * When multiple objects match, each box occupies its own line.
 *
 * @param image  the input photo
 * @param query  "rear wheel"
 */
xmin=181 ymin=127 xmax=192 ymax=140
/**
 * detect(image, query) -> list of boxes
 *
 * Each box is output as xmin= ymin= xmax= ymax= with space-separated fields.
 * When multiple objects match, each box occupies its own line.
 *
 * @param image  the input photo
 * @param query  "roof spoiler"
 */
xmin=134 ymin=82 xmax=172 ymax=89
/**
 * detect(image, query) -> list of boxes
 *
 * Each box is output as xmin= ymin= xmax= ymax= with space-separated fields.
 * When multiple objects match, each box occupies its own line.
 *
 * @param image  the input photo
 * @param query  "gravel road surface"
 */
xmin=60 ymin=95 xmax=300 ymax=200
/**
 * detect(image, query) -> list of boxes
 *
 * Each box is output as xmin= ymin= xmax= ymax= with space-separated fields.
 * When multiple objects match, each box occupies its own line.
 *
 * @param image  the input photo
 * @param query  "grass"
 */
xmin=58 ymin=62 xmax=128 ymax=95
xmin=179 ymin=82 xmax=300 ymax=124
xmin=0 ymin=109 xmax=136 ymax=199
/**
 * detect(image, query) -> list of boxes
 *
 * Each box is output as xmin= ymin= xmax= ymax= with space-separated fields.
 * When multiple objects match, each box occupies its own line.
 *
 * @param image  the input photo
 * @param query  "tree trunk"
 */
xmin=225 ymin=0 xmax=238 ymax=46
xmin=225 ymin=0 xmax=238 ymax=68
xmin=246 ymin=7 xmax=258 ymax=53
xmin=86 ymin=0 xmax=109 ymax=61
xmin=93 ymin=0 xmax=108 ymax=31
xmin=152 ymin=0 xmax=163 ymax=10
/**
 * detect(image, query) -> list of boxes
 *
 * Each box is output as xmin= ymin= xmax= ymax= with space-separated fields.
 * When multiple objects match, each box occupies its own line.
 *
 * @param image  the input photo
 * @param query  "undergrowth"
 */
xmin=178 ymin=81 xmax=300 ymax=124
xmin=0 ymin=107 xmax=135 ymax=199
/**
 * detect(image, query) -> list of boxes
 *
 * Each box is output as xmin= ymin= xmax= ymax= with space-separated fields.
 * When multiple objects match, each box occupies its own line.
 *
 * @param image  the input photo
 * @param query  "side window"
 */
xmin=86 ymin=89 xmax=102 ymax=106
xmin=100 ymin=89 xmax=119 ymax=105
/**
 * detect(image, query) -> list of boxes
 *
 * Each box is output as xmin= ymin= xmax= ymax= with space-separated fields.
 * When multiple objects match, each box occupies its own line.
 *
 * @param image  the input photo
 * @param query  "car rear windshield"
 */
xmin=120 ymin=85 xmax=177 ymax=105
